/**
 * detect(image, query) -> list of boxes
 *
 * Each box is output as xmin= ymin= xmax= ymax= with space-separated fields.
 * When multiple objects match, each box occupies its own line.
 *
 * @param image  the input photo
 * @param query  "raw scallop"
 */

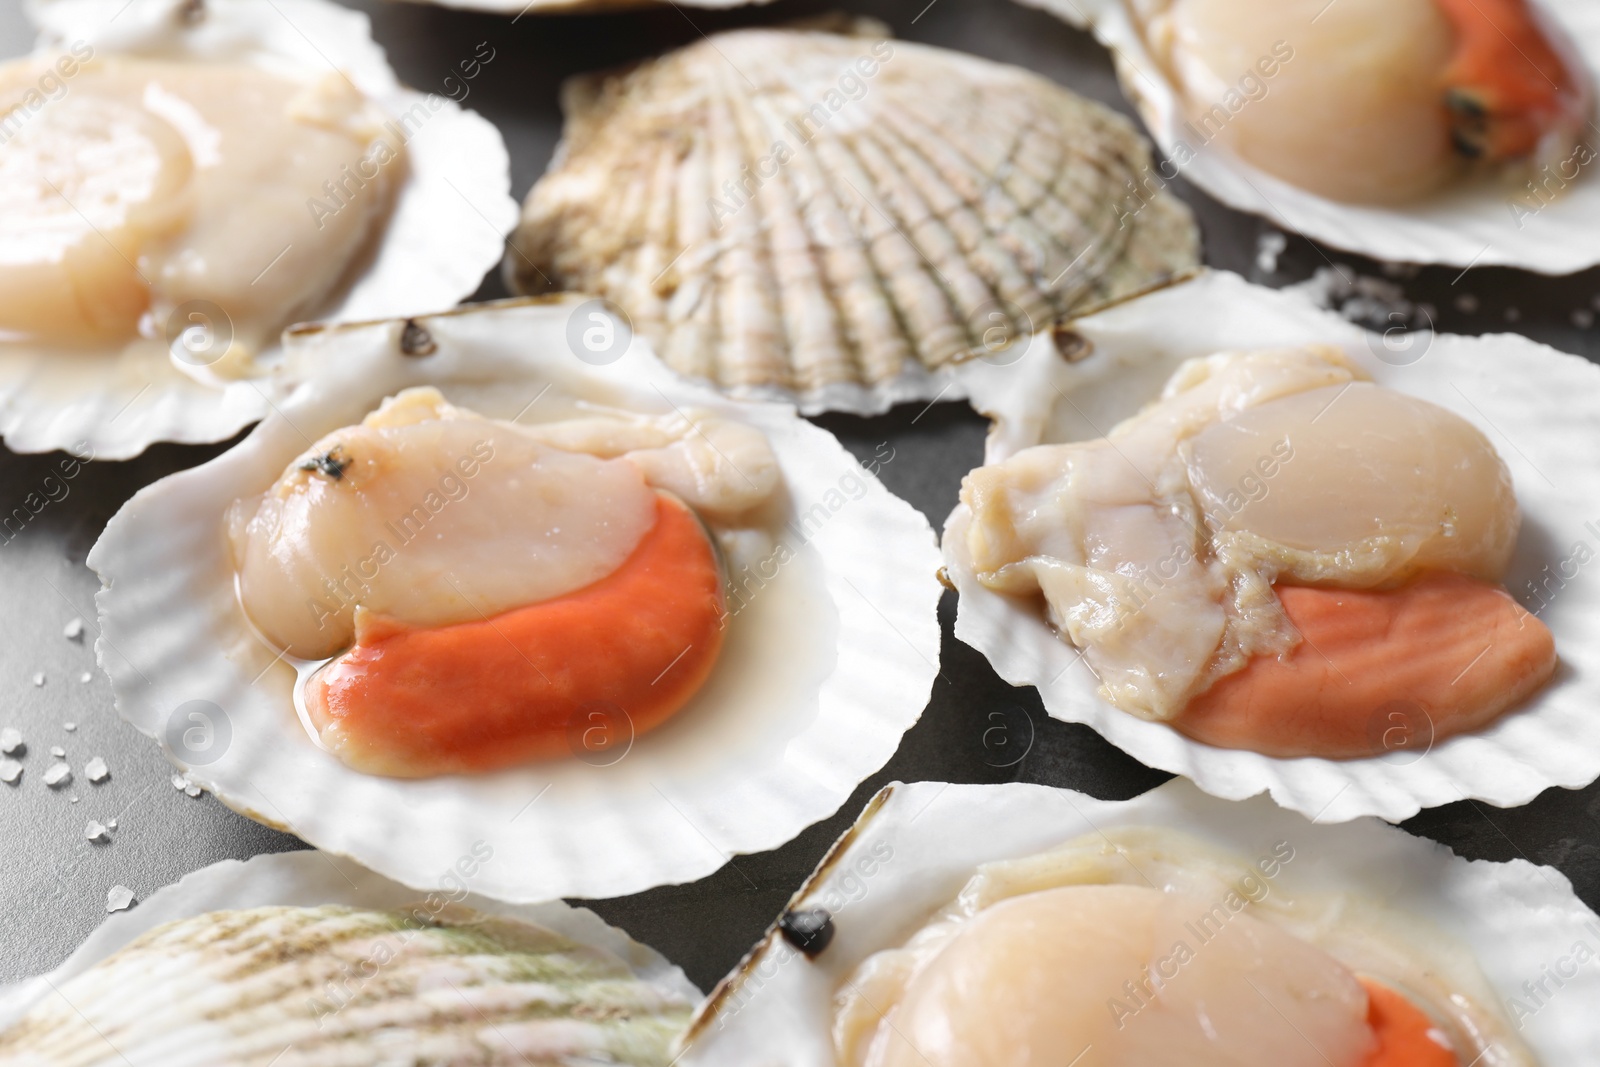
xmin=1015 ymin=0 xmax=1600 ymax=270
xmin=0 ymin=0 xmax=514 ymax=458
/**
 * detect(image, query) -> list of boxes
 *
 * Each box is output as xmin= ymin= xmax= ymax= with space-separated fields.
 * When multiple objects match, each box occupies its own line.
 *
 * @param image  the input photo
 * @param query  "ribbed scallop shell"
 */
xmin=509 ymin=26 xmax=1199 ymax=414
xmin=86 ymin=297 xmax=942 ymax=904
xmin=0 ymin=903 xmax=692 ymax=1065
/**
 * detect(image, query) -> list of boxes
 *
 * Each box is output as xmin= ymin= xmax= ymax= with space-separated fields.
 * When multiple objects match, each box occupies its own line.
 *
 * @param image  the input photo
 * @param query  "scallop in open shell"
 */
xmin=943 ymin=269 xmax=1600 ymax=823
xmin=0 ymin=0 xmax=515 ymax=459
xmin=86 ymin=296 xmax=942 ymax=902
xmin=507 ymin=23 xmax=1199 ymax=415
xmin=677 ymin=778 xmax=1600 ymax=1065
xmin=1017 ymin=0 xmax=1600 ymax=271
xmin=0 ymin=850 xmax=700 ymax=1065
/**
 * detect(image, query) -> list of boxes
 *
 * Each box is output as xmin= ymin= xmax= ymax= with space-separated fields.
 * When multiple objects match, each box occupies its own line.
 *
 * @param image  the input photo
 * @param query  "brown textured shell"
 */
xmin=509 ymin=26 xmax=1199 ymax=413
xmin=0 ymin=904 xmax=694 ymax=1065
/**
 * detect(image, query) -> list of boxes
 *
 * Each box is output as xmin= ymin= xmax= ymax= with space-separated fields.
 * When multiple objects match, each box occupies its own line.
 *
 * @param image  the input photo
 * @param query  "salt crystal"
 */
xmin=63 ymin=722 xmax=76 ymax=732
xmin=107 ymin=818 xmax=117 ymax=830
xmin=185 ymin=782 xmax=203 ymax=798
xmin=0 ymin=727 xmax=21 ymax=754
xmin=85 ymin=757 xmax=109 ymax=783
xmin=49 ymin=745 xmax=65 ymax=758
xmin=1254 ymin=230 xmax=1287 ymax=275
xmin=69 ymin=796 xmax=78 ymax=803
xmin=0 ymin=759 xmax=21 ymax=784
xmin=32 ymin=673 xmax=44 ymax=687
xmin=85 ymin=820 xmax=108 ymax=842
xmin=171 ymin=773 xmax=188 ymax=792
xmin=79 ymin=672 xmax=91 ymax=684
xmin=43 ymin=762 xmax=72 ymax=788
xmin=63 ymin=618 xmax=84 ymax=641
xmin=106 ymin=885 xmax=135 ymax=913
xmin=1288 ymin=266 xmax=1427 ymax=334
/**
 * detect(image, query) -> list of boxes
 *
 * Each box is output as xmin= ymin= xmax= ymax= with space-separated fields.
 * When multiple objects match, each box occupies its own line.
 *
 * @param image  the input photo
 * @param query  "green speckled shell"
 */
xmin=0 ymin=905 xmax=694 ymax=1066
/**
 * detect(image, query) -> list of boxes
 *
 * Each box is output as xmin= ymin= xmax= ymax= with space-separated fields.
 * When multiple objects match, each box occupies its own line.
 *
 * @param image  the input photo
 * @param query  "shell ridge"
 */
xmin=846 ymin=127 xmax=999 ymax=361
xmin=814 ymin=130 xmax=977 ymax=368
xmin=704 ymin=61 xmax=789 ymax=389
xmin=727 ymin=67 xmax=852 ymax=392
xmin=747 ymin=96 xmax=917 ymax=388
xmin=865 ymin=108 xmax=1057 ymax=339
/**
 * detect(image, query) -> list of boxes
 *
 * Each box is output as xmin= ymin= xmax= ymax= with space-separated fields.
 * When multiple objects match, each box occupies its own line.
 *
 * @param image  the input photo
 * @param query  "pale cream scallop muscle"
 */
xmin=959 ymin=346 xmax=1518 ymax=719
xmin=1148 ymin=0 xmax=1457 ymax=203
xmin=829 ymin=824 xmax=1531 ymax=1067
xmin=228 ymin=388 xmax=779 ymax=660
xmin=1138 ymin=0 xmax=1592 ymax=204
xmin=0 ymin=55 xmax=397 ymax=370
xmin=849 ymin=884 xmax=1374 ymax=1067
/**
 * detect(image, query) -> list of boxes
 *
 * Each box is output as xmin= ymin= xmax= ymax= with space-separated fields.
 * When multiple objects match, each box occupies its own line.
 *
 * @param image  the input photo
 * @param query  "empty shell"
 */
xmin=509 ymin=25 xmax=1199 ymax=414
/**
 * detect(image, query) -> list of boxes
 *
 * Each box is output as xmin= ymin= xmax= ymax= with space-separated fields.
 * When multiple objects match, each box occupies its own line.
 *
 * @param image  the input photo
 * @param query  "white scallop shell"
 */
xmin=86 ymin=296 xmax=943 ymax=902
xmin=5 ymin=0 xmax=515 ymax=459
xmin=1017 ymin=0 xmax=1600 ymax=272
xmin=678 ymin=778 xmax=1600 ymax=1066
xmin=508 ymin=25 xmax=1199 ymax=416
xmin=0 ymin=850 xmax=701 ymax=1063
xmin=945 ymin=269 xmax=1600 ymax=823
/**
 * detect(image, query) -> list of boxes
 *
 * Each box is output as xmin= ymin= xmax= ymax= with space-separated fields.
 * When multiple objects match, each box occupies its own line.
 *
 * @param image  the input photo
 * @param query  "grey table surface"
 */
xmin=3 ymin=0 xmax=1600 ymax=996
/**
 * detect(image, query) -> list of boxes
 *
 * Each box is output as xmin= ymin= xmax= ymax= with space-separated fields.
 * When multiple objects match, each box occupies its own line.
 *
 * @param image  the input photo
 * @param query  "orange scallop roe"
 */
xmin=1176 ymin=571 xmax=1556 ymax=759
xmin=1360 ymin=978 xmax=1459 ymax=1067
xmin=1435 ymin=0 xmax=1587 ymax=160
xmin=304 ymin=492 xmax=725 ymax=777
